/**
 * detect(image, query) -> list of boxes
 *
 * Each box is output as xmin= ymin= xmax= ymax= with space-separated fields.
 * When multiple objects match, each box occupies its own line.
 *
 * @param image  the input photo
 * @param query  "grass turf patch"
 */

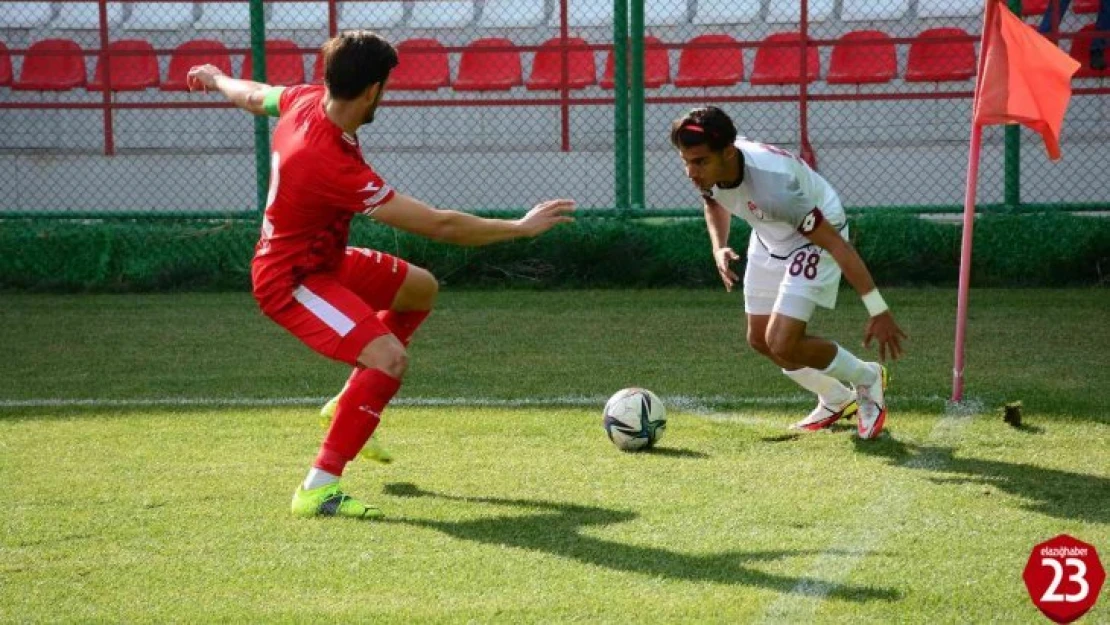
xmin=0 ymin=288 xmax=1107 ymax=622
xmin=1 ymin=405 xmax=1107 ymax=622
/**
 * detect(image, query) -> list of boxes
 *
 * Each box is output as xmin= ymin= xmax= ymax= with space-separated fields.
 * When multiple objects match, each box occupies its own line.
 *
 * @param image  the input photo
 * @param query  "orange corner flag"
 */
xmin=973 ymin=0 xmax=1081 ymax=160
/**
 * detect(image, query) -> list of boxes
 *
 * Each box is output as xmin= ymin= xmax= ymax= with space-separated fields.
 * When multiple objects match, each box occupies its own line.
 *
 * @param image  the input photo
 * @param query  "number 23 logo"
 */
xmin=1041 ymin=557 xmax=1090 ymax=603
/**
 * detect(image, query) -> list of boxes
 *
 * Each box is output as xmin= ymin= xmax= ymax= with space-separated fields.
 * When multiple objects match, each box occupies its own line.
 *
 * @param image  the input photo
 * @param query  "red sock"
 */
xmin=314 ymin=368 xmax=401 ymax=476
xmin=377 ymin=309 xmax=430 ymax=346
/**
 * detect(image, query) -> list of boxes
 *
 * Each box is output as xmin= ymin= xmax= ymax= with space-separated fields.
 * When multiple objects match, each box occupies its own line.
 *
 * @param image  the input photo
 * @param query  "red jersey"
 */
xmin=251 ymin=84 xmax=396 ymax=312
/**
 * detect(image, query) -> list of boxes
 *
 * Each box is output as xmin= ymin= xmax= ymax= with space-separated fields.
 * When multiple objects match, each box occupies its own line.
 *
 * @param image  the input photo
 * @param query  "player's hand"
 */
xmin=864 ymin=311 xmax=907 ymax=362
xmin=515 ymin=199 xmax=576 ymax=237
xmin=186 ymin=64 xmax=226 ymax=93
xmin=713 ymin=247 xmax=741 ymax=292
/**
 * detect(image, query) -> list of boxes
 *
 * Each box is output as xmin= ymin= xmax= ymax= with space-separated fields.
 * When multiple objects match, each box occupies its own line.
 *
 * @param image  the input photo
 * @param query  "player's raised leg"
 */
xmin=320 ymin=251 xmax=439 ymax=463
xmin=320 ymin=373 xmax=395 ymax=464
xmin=746 ymin=292 xmax=855 ymax=431
xmin=785 ymin=367 xmax=858 ymax=431
xmin=265 ymin=275 xmax=406 ymax=519
xmin=341 ymin=248 xmax=437 ymax=341
xmin=375 ymin=280 xmax=435 ymax=346
xmin=765 ymin=307 xmax=885 ymax=439
xmin=294 ymin=329 xmax=406 ymax=519
xmin=754 ymin=313 xmax=856 ymax=430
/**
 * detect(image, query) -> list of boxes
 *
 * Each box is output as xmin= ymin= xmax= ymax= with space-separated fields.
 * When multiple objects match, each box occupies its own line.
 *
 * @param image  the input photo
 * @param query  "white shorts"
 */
xmin=743 ymin=228 xmax=846 ymax=322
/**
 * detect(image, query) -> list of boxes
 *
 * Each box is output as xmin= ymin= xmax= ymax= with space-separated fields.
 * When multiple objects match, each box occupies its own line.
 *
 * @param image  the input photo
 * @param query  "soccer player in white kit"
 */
xmin=671 ymin=107 xmax=906 ymax=439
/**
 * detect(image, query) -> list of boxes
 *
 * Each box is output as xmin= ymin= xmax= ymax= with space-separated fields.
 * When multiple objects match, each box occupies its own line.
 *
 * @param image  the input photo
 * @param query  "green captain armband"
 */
xmin=262 ymin=87 xmax=285 ymax=117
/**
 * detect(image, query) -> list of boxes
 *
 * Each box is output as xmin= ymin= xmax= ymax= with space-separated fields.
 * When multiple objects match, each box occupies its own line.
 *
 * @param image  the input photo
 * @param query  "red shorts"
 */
xmin=263 ymin=248 xmax=410 ymax=366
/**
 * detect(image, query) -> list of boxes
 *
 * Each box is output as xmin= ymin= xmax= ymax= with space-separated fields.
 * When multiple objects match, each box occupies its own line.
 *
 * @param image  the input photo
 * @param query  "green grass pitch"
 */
xmin=1 ymin=289 xmax=1107 ymax=622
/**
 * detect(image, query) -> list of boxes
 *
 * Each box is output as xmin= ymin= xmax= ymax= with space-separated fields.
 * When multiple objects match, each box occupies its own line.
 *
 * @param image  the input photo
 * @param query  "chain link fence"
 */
xmin=638 ymin=0 xmax=1110 ymax=210
xmin=0 ymin=0 xmax=1107 ymax=216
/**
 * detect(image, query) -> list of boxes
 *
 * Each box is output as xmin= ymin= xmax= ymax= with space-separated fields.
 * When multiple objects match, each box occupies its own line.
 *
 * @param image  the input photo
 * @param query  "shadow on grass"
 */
xmin=761 ymin=433 xmax=803 ymax=443
xmin=381 ymin=482 xmax=899 ymax=601
xmin=641 ymin=446 xmax=709 ymax=459
xmin=760 ymin=422 xmax=857 ymax=443
xmin=853 ymin=437 xmax=1109 ymax=524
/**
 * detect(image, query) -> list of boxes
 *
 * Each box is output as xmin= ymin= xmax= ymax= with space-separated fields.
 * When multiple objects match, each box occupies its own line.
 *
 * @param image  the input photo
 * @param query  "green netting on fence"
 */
xmin=2 ymin=213 xmax=1107 ymax=292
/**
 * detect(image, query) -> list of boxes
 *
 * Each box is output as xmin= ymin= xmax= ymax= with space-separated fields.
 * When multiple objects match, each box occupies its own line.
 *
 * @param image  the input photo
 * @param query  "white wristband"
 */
xmin=862 ymin=289 xmax=889 ymax=317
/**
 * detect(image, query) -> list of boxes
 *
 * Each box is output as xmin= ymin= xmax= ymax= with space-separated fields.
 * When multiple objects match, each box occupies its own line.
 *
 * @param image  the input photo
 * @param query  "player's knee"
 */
xmin=747 ymin=328 xmax=773 ymax=357
xmin=395 ymin=265 xmax=439 ymax=311
xmin=408 ymin=265 xmax=439 ymax=305
xmin=356 ymin=335 xmax=409 ymax=379
xmin=418 ymin=268 xmax=439 ymax=306
xmin=375 ymin=346 xmax=408 ymax=379
xmin=383 ymin=348 xmax=409 ymax=379
xmin=766 ymin=330 xmax=799 ymax=362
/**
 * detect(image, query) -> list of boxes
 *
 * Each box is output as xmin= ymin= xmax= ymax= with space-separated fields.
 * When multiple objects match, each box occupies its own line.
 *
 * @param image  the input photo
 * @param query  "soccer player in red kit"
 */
xmin=187 ymin=31 xmax=575 ymax=519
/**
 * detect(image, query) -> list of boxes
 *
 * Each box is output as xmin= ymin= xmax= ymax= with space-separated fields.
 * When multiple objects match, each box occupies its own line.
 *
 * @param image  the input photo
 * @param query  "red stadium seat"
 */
xmin=13 ymin=39 xmax=86 ymax=91
xmin=526 ymin=37 xmax=596 ymax=90
xmin=600 ymin=36 xmax=670 ymax=89
xmin=388 ymin=38 xmax=450 ymax=91
xmin=1029 ymin=0 xmax=1098 ymax=18
xmin=905 ymin=28 xmax=976 ymax=82
xmin=241 ymin=40 xmax=305 ymax=86
xmin=162 ymin=39 xmax=233 ymax=91
xmin=827 ymin=30 xmax=896 ymax=84
xmin=1071 ymin=23 xmax=1110 ymax=77
xmin=0 ymin=42 xmax=11 ymax=86
xmin=89 ymin=39 xmax=159 ymax=91
xmin=454 ymin=38 xmax=522 ymax=91
xmin=674 ymin=34 xmax=742 ymax=87
xmin=751 ymin=32 xmax=820 ymax=85
xmin=1022 ymin=0 xmax=1049 ymax=15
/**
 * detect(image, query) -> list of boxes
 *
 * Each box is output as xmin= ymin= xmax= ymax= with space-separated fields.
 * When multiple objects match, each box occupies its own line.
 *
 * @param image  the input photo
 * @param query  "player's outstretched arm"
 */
xmin=370 ymin=193 xmax=575 ymax=246
xmin=703 ymin=197 xmax=739 ymax=292
xmin=806 ymin=220 xmax=907 ymax=361
xmin=186 ymin=64 xmax=272 ymax=116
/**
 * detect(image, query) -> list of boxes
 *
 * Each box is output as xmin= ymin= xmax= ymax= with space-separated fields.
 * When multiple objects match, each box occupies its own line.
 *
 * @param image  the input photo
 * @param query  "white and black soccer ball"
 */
xmin=602 ymin=387 xmax=666 ymax=451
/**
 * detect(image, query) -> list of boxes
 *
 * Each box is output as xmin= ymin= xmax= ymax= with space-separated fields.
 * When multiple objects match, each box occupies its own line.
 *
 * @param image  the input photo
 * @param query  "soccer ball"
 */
xmin=602 ymin=387 xmax=667 ymax=451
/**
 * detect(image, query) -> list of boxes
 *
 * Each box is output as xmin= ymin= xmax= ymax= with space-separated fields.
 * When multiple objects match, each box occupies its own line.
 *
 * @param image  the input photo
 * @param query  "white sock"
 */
xmin=302 ymin=468 xmax=339 ymax=490
xmin=821 ymin=345 xmax=878 ymax=387
xmin=782 ymin=367 xmax=853 ymax=406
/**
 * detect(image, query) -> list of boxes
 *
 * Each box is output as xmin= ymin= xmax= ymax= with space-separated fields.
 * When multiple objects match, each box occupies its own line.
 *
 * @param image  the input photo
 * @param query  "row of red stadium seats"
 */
xmin=1 ymin=27 xmax=1106 ymax=92
xmin=0 ymin=0 xmax=1101 ymax=30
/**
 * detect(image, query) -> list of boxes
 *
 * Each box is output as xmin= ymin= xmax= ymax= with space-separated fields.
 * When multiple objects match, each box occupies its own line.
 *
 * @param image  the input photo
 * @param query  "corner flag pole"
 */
xmin=953 ymin=1 xmax=1080 ymax=401
xmin=952 ymin=0 xmax=998 ymax=402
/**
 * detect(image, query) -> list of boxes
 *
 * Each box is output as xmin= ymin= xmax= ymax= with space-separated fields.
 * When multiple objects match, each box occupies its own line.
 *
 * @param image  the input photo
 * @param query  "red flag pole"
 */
xmin=953 ymin=122 xmax=982 ymax=402
xmin=952 ymin=0 xmax=1001 ymax=402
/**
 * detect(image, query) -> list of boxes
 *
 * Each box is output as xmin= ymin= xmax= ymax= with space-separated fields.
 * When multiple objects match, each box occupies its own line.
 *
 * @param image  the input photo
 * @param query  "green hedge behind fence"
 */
xmin=1 ymin=213 xmax=1108 ymax=292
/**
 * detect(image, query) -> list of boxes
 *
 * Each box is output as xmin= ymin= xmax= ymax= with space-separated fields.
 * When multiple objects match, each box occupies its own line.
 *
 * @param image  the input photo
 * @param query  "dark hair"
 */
xmin=321 ymin=31 xmax=399 ymax=100
xmin=669 ymin=106 xmax=738 ymax=151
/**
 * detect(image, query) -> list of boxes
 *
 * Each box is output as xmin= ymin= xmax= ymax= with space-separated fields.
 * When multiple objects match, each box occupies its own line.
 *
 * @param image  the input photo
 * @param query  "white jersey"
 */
xmin=705 ymin=139 xmax=846 ymax=258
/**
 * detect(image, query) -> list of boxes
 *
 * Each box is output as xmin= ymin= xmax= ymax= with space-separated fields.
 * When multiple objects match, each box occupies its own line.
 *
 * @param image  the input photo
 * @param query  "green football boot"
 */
xmin=291 ymin=483 xmax=383 ymax=519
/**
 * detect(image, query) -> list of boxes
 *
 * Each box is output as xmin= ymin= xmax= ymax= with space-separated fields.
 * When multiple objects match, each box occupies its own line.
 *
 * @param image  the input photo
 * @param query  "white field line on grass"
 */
xmin=758 ymin=408 xmax=978 ymax=623
xmin=0 ymin=394 xmax=957 ymax=411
